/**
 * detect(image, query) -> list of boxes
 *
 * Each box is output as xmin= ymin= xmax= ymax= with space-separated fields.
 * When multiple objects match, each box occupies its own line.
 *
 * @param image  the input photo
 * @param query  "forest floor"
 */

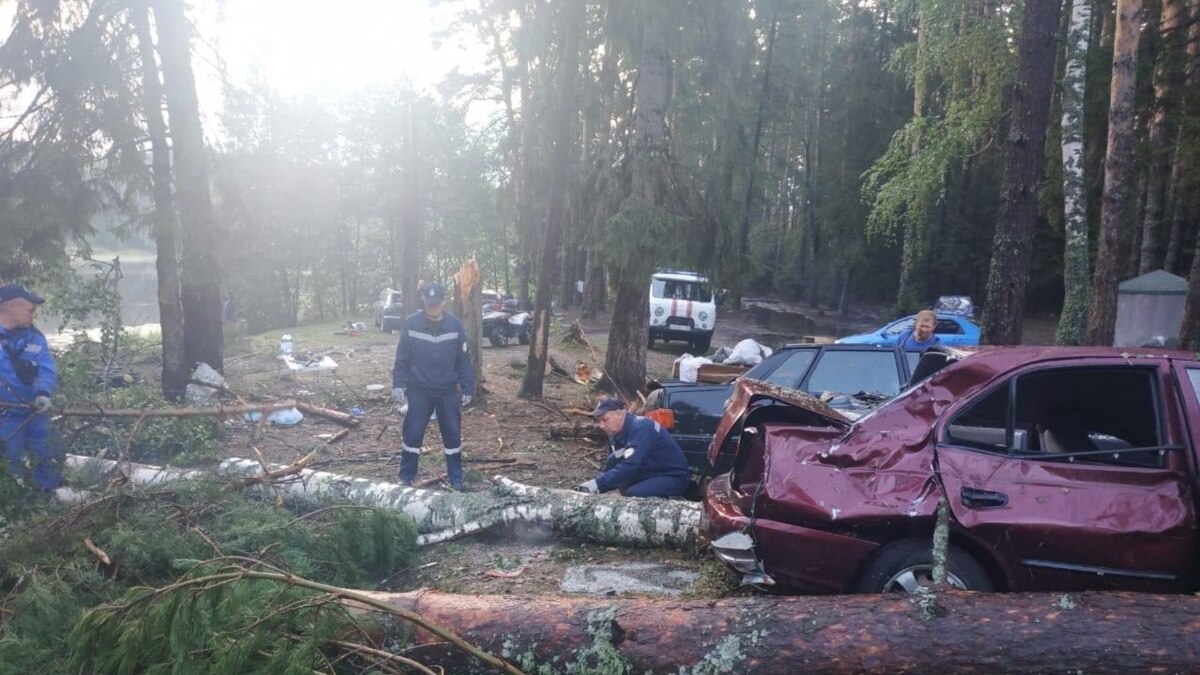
xmin=208 ymin=298 xmax=1057 ymax=598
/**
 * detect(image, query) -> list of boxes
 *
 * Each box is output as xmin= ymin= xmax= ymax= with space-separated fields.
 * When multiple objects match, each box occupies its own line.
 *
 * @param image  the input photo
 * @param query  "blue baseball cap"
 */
xmin=590 ymin=397 xmax=627 ymax=417
xmin=422 ymin=282 xmax=446 ymax=306
xmin=0 ymin=283 xmax=44 ymax=305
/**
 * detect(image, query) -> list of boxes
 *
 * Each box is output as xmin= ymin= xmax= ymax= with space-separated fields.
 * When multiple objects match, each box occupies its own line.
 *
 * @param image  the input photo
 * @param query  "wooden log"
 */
xmin=293 ymin=402 xmax=361 ymax=427
xmin=0 ymin=401 xmax=300 ymax=419
xmin=358 ymin=589 xmax=1200 ymax=673
xmin=62 ymin=456 xmax=700 ymax=548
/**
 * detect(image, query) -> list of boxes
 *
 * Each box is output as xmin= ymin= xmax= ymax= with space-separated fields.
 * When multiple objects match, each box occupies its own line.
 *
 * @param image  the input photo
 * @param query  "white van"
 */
xmin=648 ymin=270 xmax=717 ymax=353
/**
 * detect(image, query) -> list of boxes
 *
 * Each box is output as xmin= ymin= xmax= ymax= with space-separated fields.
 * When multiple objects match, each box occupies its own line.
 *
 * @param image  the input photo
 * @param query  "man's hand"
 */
xmin=32 ymin=395 xmax=51 ymax=414
xmin=392 ymin=388 xmax=407 ymax=406
xmin=461 ymin=394 xmax=472 ymax=407
xmin=574 ymin=479 xmax=599 ymax=494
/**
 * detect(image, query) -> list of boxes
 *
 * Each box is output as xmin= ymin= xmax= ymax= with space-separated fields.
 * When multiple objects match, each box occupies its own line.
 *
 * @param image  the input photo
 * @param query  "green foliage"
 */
xmin=70 ymin=384 xmax=218 ymax=466
xmin=0 ymin=480 xmax=419 ymax=673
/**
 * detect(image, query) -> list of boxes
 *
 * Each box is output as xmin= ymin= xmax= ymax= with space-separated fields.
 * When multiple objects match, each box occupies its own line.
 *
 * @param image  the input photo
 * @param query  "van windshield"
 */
xmin=651 ymin=279 xmax=712 ymax=302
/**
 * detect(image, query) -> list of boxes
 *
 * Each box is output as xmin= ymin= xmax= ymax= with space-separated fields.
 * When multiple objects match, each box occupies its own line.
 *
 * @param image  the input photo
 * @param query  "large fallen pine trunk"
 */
xmin=64 ymin=455 xmax=699 ymax=548
xmin=358 ymin=588 xmax=1200 ymax=673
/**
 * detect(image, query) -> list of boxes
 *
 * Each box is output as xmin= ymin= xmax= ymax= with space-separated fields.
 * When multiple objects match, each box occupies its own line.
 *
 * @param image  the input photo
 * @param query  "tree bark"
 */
xmin=1137 ymin=0 xmax=1185 ymax=274
xmin=152 ymin=0 xmax=223 ymax=372
xmin=63 ymin=455 xmax=700 ymax=549
xmin=453 ymin=258 xmax=483 ymax=397
xmin=1056 ymin=0 xmax=1094 ymax=346
xmin=1087 ymin=0 xmax=1143 ymax=346
xmin=602 ymin=5 xmax=672 ymax=398
xmin=1163 ymin=4 xmax=1200 ymax=273
xmin=362 ymin=589 xmax=1200 ymax=673
xmin=519 ymin=0 xmax=583 ymax=400
xmin=979 ymin=0 xmax=1064 ymax=345
xmin=133 ymin=2 xmax=187 ymax=399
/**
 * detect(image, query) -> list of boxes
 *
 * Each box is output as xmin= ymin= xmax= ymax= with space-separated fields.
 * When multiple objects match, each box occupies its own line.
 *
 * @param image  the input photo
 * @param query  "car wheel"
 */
xmin=380 ymin=318 xmax=394 ymax=333
xmin=487 ymin=329 xmax=505 ymax=347
xmin=518 ymin=324 xmax=530 ymax=345
xmin=853 ymin=539 xmax=993 ymax=594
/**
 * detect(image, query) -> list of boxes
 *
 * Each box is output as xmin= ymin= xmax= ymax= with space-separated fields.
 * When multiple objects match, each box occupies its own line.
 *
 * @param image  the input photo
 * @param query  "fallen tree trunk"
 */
xmin=358 ymin=589 xmax=1200 ymax=673
xmin=63 ymin=455 xmax=700 ymax=548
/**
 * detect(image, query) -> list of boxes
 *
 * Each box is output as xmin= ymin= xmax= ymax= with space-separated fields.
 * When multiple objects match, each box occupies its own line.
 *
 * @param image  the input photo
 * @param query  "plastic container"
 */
xmin=280 ymin=334 xmax=294 ymax=355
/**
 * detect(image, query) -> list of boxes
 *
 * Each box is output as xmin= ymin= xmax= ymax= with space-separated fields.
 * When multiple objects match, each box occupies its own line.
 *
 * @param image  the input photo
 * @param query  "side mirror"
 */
xmin=880 ymin=330 xmax=889 ymax=338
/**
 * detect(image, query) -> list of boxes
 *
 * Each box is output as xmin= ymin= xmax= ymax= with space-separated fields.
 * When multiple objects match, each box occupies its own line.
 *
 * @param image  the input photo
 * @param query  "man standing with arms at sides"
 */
xmin=392 ymin=282 xmax=475 ymax=489
xmin=0 ymin=284 xmax=61 ymax=491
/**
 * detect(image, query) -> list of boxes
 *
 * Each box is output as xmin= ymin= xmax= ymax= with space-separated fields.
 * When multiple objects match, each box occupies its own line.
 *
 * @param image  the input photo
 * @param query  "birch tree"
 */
xmin=1055 ymin=0 xmax=1094 ymax=346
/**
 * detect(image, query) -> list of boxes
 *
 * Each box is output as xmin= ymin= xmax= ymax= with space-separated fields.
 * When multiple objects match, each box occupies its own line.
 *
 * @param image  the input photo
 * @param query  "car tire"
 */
xmin=518 ymin=324 xmax=530 ymax=345
xmin=488 ymin=329 xmax=505 ymax=347
xmin=380 ymin=318 xmax=394 ymax=333
xmin=853 ymin=539 xmax=993 ymax=594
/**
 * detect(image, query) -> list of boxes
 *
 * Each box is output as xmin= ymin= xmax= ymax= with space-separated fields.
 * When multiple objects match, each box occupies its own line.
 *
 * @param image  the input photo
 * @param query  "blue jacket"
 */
xmin=596 ymin=412 xmax=690 ymax=493
xmin=392 ymin=310 xmax=475 ymax=395
xmin=0 ymin=325 xmax=56 ymax=405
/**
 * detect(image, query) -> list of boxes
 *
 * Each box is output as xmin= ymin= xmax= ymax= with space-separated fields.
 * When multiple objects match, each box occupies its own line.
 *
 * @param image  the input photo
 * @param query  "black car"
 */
xmin=646 ymin=344 xmax=923 ymax=479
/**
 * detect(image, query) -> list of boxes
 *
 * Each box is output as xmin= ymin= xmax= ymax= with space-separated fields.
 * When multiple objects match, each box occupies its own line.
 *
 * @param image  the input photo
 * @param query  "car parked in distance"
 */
xmin=836 ymin=313 xmax=980 ymax=346
xmin=646 ymin=344 xmax=923 ymax=480
xmin=374 ymin=289 xmax=403 ymax=333
xmin=705 ymin=346 xmax=1200 ymax=595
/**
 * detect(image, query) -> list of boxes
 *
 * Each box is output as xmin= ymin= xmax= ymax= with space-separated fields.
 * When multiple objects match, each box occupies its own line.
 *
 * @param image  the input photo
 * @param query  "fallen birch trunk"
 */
xmin=357 ymin=589 xmax=1200 ymax=673
xmin=63 ymin=455 xmax=700 ymax=548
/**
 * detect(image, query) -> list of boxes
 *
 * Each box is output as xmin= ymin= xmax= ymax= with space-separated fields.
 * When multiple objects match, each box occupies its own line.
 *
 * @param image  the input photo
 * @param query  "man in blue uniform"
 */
xmin=0 ymin=283 xmax=61 ymax=491
xmin=392 ymin=282 xmax=475 ymax=489
xmin=576 ymin=397 xmax=690 ymax=498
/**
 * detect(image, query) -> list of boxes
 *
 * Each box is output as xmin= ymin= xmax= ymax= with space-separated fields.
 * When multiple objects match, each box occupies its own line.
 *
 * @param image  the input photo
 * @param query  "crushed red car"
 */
xmin=703 ymin=347 xmax=1200 ymax=594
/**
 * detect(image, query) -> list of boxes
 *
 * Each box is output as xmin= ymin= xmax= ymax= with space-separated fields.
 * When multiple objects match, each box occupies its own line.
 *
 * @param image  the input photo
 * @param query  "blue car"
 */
xmin=836 ymin=313 xmax=980 ymax=347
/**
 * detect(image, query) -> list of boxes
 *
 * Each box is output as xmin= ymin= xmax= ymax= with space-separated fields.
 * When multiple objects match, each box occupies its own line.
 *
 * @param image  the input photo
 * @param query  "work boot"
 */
xmin=398 ymin=451 xmax=419 ymax=486
xmin=444 ymin=450 xmax=464 ymax=490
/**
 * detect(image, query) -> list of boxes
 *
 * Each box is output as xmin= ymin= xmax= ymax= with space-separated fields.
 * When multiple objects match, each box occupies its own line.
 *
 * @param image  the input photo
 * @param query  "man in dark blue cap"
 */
xmin=0 ymin=283 xmax=61 ymax=491
xmin=576 ymin=397 xmax=690 ymax=498
xmin=392 ymin=281 xmax=475 ymax=489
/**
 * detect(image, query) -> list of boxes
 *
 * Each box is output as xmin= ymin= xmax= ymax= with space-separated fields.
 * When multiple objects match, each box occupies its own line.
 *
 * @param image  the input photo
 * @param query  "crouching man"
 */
xmin=576 ymin=397 xmax=689 ymax=498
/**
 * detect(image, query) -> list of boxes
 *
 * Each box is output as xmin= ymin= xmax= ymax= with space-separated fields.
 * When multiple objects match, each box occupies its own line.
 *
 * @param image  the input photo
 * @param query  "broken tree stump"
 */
xmin=63 ymin=455 xmax=700 ymax=548
xmin=358 ymin=589 xmax=1200 ymax=673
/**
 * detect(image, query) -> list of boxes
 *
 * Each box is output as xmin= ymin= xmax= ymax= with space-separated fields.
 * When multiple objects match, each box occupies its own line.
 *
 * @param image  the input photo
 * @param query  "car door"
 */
xmin=935 ymin=361 xmax=1195 ymax=592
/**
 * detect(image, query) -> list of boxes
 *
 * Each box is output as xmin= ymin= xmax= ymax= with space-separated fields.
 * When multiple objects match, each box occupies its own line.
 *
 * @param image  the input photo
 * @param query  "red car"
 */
xmin=703 ymin=347 xmax=1200 ymax=594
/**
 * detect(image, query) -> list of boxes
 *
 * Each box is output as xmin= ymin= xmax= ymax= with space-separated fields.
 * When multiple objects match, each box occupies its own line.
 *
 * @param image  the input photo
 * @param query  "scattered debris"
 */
xmin=484 ymin=565 xmax=527 ymax=579
xmin=560 ymin=563 xmax=698 ymax=596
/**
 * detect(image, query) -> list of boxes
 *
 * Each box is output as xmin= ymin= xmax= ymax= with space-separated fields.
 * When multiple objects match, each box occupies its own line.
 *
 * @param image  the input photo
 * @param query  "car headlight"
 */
xmin=654 ymin=307 xmax=664 ymax=317
xmin=699 ymin=311 xmax=708 ymax=322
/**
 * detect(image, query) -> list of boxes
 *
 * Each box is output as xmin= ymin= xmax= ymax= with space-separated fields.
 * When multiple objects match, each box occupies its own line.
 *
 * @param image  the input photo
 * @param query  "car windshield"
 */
xmin=652 ymin=279 xmax=712 ymax=302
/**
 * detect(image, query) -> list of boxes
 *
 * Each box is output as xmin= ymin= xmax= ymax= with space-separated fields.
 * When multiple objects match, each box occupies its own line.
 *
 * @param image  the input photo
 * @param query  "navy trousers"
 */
xmin=399 ymin=389 xmax=463 ymax=487
xmin=1 ymin=410 xmax=62 ymax=491
xmin=621 ymin=474 xmax=689 ymax=498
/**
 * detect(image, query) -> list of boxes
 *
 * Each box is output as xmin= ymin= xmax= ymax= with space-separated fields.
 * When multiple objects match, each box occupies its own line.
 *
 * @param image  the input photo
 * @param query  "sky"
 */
xmin=198 ymin=0 xmax=486 ymax=111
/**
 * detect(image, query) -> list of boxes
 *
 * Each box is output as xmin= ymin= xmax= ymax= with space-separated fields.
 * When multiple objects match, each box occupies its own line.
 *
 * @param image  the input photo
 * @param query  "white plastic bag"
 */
xmin=674 ymin=354 xmax=713 ymax=383
xmin=267 ymin=407 xmax=304 ymax=426
xmin=185 ymin=363 xmax=226 ymax=404
xmin=723 ymin=339 xmax=774 ymax=367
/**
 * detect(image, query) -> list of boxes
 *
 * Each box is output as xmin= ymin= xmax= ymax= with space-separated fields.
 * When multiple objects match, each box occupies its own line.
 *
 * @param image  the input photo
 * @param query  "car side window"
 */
xmin=754 ymin=350 xmax=816 ymax=388
xmin=883 ymin=318 xmax=914 ymax=337
xmin=946 ymin=366 xmax=1164 ymax=467
xmin=935 ymin=319 xmax=963 ymax=335
xmin=806 ymin=350 xmax=903 ymax=396
xmin=1014 ymin=367 xmax=1163 ymax=468
xmin=946 ymin=384 xmax=1012 ymax=454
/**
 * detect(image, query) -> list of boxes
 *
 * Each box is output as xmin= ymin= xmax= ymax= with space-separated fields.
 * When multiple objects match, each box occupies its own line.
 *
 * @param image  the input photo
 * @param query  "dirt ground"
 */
xmin=211 ymin=299 xmax=1058 ymax=596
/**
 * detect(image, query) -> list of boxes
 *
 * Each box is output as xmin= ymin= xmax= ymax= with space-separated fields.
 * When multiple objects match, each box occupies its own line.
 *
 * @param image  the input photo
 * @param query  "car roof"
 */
xmin=777 ymin=342 xmax=922 ymax=351
xmin=652 ymin=271 xmax=708 ymax=282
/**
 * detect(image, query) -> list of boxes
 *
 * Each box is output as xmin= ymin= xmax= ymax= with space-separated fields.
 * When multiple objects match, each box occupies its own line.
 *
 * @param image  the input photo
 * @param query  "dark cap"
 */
xmin=422 ymin=282 xmax=446 ymax=306
xmin=0 ymin=283 xmax=44 ymax=305
xmin=590 ymin=396 xmax=626 ymax=418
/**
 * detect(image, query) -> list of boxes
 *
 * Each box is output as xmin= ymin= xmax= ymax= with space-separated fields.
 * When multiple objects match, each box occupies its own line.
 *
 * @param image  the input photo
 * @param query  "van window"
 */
xmin=652 ymin=279 xmax=712 ymax=302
